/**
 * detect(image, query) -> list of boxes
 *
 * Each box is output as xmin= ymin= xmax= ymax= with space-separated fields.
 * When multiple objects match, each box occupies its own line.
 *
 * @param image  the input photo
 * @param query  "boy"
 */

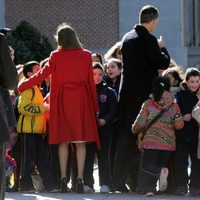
xmin=17 ymin=61 xmax=57 ymax=192
xmin=175 ymin=68 xmax=200 ymax=196
xmin=83 ymin=62 xmax=118 ymax=193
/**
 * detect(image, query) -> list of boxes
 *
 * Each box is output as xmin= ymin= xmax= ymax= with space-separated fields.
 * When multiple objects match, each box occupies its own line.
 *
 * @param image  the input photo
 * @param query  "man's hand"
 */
xmin=157 ymin=35 xmax=165 ymax=48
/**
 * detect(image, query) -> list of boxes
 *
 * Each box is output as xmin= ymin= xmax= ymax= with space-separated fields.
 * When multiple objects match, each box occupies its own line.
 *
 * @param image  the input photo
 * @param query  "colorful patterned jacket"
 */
xmin=132 ymin=91 xmax=184 ymax=151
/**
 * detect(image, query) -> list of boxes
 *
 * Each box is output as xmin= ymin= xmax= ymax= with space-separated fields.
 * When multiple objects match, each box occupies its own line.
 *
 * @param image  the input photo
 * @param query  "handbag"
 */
xmin=137 ymin=103 xmax=173 ymax=150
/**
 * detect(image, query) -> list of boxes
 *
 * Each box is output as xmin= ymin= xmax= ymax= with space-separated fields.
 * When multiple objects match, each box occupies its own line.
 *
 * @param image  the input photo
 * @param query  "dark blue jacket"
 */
xmin=176 ymin=88 xmax=199 ymax=142
xmin=96 ymin=81 xmax=118 ymax=125
xmin=104 ymin=74 xmax=122 ymax=98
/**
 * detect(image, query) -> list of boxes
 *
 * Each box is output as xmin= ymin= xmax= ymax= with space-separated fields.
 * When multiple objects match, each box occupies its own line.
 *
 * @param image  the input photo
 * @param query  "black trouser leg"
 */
xmin=49 ymin=144 xmax=60 ymax=185
xmin=188 ymin=141 xmax=200 ymax=189
xmin=83 ymin=143 xmax=96 ymax=189
xmin=97 ymin=131 xmax=111 ymax=186
xmin=0 ymin=143 xmax=6 ymax=200
xmin=20 ymin=134 xmax=35 ymax=187
xmin=175 ymin=141 xmax=189 ymax=188
xmin=112 ymin=134 xmax=136 ymax=189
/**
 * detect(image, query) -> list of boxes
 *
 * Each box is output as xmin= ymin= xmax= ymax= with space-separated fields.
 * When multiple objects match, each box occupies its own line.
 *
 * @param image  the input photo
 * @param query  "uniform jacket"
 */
xmin=18 ymin=48 xmax=100 ymax=146
xmin=176 ymin=88 xmax=199 ymax=141
xmin=118 ymin=25 xmax=170 ymax=136
xmin=104 ymin=74 xmax=121 ymax=98
xmin=97 ymin=81 xmax=118 ymax=125
xmin=0 ymin=33 xmax=18 ymax=143
xmin=17 ymin=85 xmax=46 ymax=134
xmin=132 ymin=91 xmax=184 ymax=151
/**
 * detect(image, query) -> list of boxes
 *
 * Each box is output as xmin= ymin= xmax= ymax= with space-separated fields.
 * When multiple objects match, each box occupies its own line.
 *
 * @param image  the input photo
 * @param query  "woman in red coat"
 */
xmin=18 ymin=23 xmax=99 ymax=193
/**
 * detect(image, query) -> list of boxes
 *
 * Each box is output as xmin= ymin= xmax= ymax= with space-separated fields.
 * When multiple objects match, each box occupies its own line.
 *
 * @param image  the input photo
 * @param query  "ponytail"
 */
xmin=152 ymin=77 xmax=171 ymax=102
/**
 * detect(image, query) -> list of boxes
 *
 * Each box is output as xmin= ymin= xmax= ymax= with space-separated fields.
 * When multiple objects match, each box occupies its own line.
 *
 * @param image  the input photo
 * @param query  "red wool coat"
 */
xmin=18 ymin=48 xmax=100 ymax=147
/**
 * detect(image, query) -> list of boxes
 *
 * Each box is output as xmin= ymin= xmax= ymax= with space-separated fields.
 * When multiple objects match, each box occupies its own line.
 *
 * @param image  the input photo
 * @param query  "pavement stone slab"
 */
xmin=5 ymin=192 xmax=200 ymax=200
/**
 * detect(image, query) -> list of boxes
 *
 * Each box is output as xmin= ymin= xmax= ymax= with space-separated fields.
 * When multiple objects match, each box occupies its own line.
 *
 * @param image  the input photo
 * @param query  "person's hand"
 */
xmin=183 ymin=114 xmax=192 ymax=121
xmin=157 ymin=35 xmax=165 ymax=48
xmin=197 ymin=100 xmax=200 ymax=106
xmin=44 ymin=102 xmax=50 ymax=112
xmin=97 ymin=119 xmax=106 ymax=127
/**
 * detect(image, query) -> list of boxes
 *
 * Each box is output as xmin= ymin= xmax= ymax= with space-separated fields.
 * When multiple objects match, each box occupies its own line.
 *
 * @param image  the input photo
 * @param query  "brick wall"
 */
xmin=5 ymin=0 xmax=119 ymax=50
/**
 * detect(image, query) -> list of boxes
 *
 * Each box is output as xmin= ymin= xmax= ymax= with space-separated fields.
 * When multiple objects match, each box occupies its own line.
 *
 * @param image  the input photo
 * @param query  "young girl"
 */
xmin=104 ymin=58 xmax=122 ymax=98
xmin=104 ymin=41 xmax=122 ymax=62
xmin=162 ymin=67 xmax=183 ymax=95
xmin=17 ymin=23 xmax=100 ymax=193
xmin=131 ymin=76 xmax=184 ymax=196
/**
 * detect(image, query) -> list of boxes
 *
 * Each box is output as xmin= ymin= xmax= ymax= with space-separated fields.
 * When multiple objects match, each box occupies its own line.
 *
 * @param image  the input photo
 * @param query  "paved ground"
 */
xmin=5 ymin=192 xmax=200 ymax=200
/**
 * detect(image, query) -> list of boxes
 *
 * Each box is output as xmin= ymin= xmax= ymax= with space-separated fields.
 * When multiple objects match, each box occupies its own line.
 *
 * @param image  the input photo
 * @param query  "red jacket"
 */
xmin=18 ymin=48 xmax=99 ymax=147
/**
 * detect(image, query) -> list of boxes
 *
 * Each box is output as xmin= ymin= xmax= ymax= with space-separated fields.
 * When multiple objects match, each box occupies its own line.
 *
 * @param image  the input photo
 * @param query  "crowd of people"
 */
xmin=1 ymin=4 xmax=200 ymax=199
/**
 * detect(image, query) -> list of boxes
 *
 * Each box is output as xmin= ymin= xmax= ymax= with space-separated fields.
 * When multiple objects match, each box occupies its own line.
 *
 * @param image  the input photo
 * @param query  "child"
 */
xmin=17 ymin=61 xmax=58 ymax=192
xmin=162 ymin=67 xmax=184 ymax=95
xmin=83 ymin=62 xmax=118 ymax=193
xmin=92 ymin=53 xmax=103 ymax=65
xmin=132 ymin=76 xmax=184 ymax=197
xmin=175 ymin=68 xmax=200 ymax=196
xmin=104 ymin=41 xmax=122 ymax=62
xmin=104 ymin=58 xmax=122 ymax=98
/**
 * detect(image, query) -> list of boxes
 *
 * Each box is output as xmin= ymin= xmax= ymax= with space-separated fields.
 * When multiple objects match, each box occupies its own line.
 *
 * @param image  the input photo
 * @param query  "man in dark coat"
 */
xmin=0 ymin=32 xmax=18 ymax=199
xmin=112 ymin=5 xmax=170 ymax=192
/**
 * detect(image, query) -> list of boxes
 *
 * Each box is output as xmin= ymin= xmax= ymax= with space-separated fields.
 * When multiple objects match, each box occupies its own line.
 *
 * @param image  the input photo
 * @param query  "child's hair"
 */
xmin=39 ymin=57 xmax=49 ymax=68
xmin=107 ymin=58 xmax=122 ymax=69
xmin=23 ymin=61 xmax=39 ymax=78
xmin=162 ymin=68 xmax=183 ymax=86
xmin=92 ymin=62 xmax=104 ymax=72
xmin=152 ymin=76 xmax=171 ymax=102
xmin=92 ymin=53 xmax=103 ymax=64
xmin=185 ymin=68 xmax=200 ymax=81
xmin=54 ymin=23 xmax=81 ymax=49
xmin=104 ymin=41 xmax=121 ymax=61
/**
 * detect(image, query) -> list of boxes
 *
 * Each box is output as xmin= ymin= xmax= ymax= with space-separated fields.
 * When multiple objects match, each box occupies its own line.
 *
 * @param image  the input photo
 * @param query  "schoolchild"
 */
xmin=104 ymin=58 xmax=122 ymax=98
xmin=92 ymin=52 xmax=104 ymax=65
xmin=132 ymin=76 xmax=184 ymax=196
xmin=162 ymin=67 xmax=184 ymax=95
xmin=17 ymin=61 xmax=58 ymax=192
xmin=83 ymin=62 xmax=118 ymax=193
xmin=175 ymin=68 xmax=200 ymax=196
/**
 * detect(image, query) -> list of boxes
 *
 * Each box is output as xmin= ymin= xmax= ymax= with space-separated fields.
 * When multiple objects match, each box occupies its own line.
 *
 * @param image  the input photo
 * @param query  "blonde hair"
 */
xmin=104 ymin=41 xmax=121 ymax=61
xmin=54 ymin=23 xmax=82 ymax=49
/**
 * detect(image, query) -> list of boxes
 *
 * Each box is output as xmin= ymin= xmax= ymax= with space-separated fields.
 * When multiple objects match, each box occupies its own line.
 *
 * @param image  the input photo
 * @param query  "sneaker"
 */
xmin=144 ymin=192 xmax=154 ymax=197
xmin=175 ymin=186 xmax=188 ymax=195
xmin=159 ymin=167 xmax=169 ymax=192
xmin=100 ymin=185 xmax=110 ymax=193
xmin=84 ymin=185 xmax=94 ymax=193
